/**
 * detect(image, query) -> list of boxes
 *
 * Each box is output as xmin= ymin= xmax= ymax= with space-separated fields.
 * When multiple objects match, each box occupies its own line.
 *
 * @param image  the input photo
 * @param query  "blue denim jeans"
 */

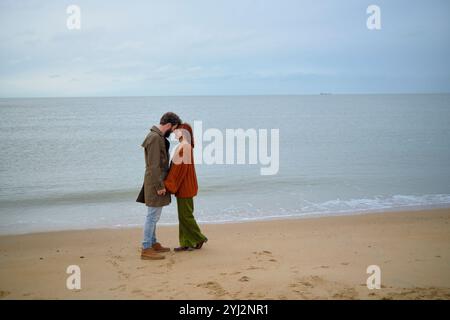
xmin=142 ymin=206 xmax=163 ymax=249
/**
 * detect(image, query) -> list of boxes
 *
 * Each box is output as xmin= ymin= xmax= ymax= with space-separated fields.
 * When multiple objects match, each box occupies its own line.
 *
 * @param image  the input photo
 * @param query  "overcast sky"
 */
xmin=0 ymin=0 xmax=449 ymax=97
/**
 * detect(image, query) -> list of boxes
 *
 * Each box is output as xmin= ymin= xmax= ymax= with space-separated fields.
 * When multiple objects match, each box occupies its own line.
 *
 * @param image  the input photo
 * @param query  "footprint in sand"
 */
xmin=118 ymin=270 xmax=130 ymax=280
xmin=239 ymin=276 xmax=250 ymax=282
xmin=112 ymin=255 xmax=125 ymax=262
xmin=255 ymin=250 xmax=273 ymax=256
xmin=246 ymin=292 xmax=265 ymax=299
xmin=299 ymin=281 xmax=314 ymax=287
xmin=197 ymin=281 xmax=228 ymax=297
xmin=106 ymin=256 xmax=131 ymax=280
xmin=332 ymin=287 xmax=358 ymax=300
xmin=289 ymin=275 xmax=359 ymax=300
xmin=164 ymin=256 xmax=176 ymax=269
xmin=106 ymin=258 xmax=119 ymax=268
xmin=131 ymin=289 xmax=143 ymax=295
xmin=246 ymin=266 xmax=264 ymax=270
xmin=136 ymin=265 xmax=148 ymax=270
xmin=252 ymin=250 xmax=278 ymax=263
xmin=379 ymin=287 xmax=450 ymax=300
xmin=109 ymin=284 xmax=126 ymax=292
xmin=313 ymin=265 xmax=330 ymax=269
xmin=289 ymin=280 xmax=313 ymax=289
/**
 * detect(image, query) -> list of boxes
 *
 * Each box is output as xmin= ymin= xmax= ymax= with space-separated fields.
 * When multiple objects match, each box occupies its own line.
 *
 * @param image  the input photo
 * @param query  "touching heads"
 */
xmin=159 ymin=112 xmax=182 ymax=137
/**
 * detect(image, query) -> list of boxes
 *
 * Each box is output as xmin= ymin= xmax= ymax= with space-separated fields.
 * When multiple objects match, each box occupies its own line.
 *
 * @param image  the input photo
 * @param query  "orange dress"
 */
xmin=164 ymin=144 xmax=198 ymax=198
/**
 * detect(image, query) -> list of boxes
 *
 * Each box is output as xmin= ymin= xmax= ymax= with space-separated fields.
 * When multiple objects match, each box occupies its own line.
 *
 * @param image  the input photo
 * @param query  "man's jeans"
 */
xmin=142 ymin=206 xmax=163 ymax=249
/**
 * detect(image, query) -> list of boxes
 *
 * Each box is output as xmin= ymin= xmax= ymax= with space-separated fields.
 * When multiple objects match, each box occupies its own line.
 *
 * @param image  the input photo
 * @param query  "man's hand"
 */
xmin=157 ymin=188 xmax=166 ymax=196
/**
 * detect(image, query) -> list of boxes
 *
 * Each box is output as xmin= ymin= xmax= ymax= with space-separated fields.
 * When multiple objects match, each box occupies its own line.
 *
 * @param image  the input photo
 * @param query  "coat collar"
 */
xmin=151 ymin=125 xmax=164 ymax=137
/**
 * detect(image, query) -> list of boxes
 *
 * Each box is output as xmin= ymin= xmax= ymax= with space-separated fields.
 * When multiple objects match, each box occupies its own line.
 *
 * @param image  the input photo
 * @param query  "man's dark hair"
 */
xmin=160 ymin=112 xmax=182 ymax=126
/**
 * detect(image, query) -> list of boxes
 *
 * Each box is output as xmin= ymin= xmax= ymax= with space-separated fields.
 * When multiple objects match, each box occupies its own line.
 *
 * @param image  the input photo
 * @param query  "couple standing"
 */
xmin=136 ymin=112 xmax=208 ymax=260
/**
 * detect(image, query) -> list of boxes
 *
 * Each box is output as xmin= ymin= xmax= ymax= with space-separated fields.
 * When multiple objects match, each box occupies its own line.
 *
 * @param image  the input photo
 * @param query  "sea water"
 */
xmin=0 ymin=94 xmax=449 ymax=234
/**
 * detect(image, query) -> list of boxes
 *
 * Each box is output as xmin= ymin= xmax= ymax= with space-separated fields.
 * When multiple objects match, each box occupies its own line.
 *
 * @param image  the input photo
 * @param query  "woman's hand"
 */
xmin=157 ymin=188 xmax=166 ymax=196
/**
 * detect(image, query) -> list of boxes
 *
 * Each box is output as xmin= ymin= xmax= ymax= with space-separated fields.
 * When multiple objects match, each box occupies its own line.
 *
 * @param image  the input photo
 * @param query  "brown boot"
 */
xmin=141 ymin=248 xmax=165 ymax=260
xmin=152 ymin=242 xmax=171 ymax=253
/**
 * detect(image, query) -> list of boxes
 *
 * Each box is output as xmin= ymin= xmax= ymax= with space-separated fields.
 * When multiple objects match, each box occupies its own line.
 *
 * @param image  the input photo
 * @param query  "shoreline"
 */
xmin=1 ymin=207 xmax=449 ymax=299
xmin=1 ymin=203 xmax=449 ymax=237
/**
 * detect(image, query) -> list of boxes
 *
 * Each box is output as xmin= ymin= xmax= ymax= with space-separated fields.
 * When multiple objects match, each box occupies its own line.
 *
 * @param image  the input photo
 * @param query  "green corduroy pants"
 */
xmin=176 ymin=197 xmax=207 ymax=247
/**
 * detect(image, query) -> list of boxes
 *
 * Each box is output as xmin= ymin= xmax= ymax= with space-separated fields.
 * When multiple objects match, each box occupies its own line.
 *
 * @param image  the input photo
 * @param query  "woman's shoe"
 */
xmin=174 ymin=246 xmax=194 ymax=252
xmin=195 ymin=238 xmax=208 ymax=249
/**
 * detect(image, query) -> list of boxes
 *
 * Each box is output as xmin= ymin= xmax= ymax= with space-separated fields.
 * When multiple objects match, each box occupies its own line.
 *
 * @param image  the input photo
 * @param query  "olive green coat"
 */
xmin=136 ymin=126 xmax=171 ymax=207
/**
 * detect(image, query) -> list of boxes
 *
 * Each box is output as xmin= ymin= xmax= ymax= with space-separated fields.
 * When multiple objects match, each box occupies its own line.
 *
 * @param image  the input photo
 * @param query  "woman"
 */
xmin=164 ymin=123 xmax=208 ymax=251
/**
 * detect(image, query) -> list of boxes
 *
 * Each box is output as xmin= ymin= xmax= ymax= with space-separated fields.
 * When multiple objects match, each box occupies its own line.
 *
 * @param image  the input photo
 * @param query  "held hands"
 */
xmin=157 ymin=188 xmax=167 ymax=196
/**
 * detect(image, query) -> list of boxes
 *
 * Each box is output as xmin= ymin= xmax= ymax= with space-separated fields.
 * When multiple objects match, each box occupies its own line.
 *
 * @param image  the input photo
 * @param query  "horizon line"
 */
xmin=1 ymin=92 xmax=450 ymax=100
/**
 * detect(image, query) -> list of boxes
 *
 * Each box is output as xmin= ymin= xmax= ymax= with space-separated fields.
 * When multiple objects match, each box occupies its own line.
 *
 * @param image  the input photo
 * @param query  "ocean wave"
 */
xmin=0 ymin=193 xmax=449 ymax=235
xmin=296 ymin=194 xmax=450 ymax=214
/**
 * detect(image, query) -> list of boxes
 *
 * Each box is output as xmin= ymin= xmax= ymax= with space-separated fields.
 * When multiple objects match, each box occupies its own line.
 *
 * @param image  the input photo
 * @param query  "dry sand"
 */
xmin=0 ymin=208 xmax=449 ymax=300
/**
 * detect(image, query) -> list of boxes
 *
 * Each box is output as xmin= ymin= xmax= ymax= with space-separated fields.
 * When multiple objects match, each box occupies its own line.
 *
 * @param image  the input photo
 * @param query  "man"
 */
xmin=136 ymin=112 xmax=182 ymax=260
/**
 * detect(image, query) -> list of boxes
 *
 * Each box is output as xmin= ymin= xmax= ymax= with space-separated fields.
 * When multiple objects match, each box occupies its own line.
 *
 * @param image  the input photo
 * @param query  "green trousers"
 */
xmin=177 ymin=197 xmax=207 ymax=247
